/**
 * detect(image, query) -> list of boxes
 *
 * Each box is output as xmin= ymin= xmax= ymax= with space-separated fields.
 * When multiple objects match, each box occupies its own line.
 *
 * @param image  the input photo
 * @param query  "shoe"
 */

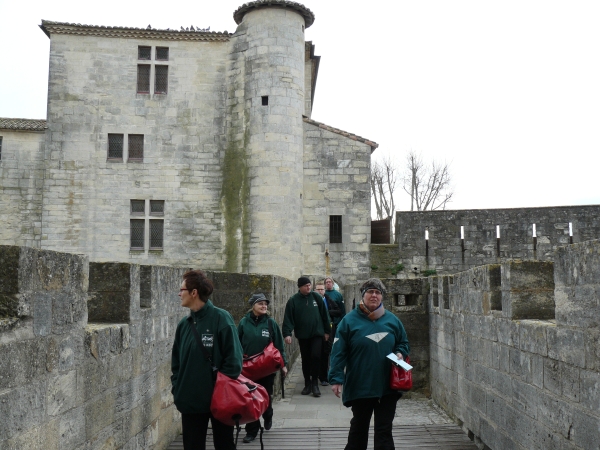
xmin=264 ymin=418 xmax=272 ymax=430
xmin=242 ymin=434 xmax=256 ymax=443
xmin=321 ymin=380 xmax=329 ymax=386
xmin=301 ymin=384 xmax=311 ymax=395
xmin=312 ymin=383 xmax=321 ymax=397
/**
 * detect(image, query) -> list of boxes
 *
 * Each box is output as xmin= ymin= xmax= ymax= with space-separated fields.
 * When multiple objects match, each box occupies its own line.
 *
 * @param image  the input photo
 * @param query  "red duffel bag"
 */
xmin=210 ymin=371 xmax=269 ymax=427
xmin=390 ymin=356 xmax=413 ymax=391
xmin=241 ymin=320 xmax=284 ymax=381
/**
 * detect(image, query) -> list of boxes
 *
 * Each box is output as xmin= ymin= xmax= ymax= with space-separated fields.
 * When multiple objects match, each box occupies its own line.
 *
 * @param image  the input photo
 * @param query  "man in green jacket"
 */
xmin=171 ymin=269 xmax=243 ymax=450
xmin=282 ymin=277 xmax=331 ymax=397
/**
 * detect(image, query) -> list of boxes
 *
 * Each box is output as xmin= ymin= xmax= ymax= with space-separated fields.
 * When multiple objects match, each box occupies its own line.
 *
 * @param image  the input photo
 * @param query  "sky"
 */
xmin=1 ymin=0 xmax=599 ymax=211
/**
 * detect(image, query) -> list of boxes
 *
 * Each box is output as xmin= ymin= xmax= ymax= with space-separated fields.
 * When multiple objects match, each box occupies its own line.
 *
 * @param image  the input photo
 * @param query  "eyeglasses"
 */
xmin=366 ymin=289 xmax=382 ymax=296
xmin=179 ymin=288 xmax=190 ymax=293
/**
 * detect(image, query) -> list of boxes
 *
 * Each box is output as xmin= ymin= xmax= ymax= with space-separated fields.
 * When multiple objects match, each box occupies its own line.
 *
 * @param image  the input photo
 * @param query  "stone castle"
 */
xmin=0 ymin=0 xmax=375 ymax=286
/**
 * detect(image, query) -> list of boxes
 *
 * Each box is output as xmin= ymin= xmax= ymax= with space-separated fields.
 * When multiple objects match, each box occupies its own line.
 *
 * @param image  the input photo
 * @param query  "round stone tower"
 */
xmin=230 ymin=1 xmax=315 ymax=279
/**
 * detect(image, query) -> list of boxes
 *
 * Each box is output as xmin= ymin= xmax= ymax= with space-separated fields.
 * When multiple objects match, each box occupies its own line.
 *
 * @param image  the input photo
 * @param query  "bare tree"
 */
xmin=402 ymin=151 xmax=453 ymax=211
xmin=370 ymin=156 xmax=398 ymax=220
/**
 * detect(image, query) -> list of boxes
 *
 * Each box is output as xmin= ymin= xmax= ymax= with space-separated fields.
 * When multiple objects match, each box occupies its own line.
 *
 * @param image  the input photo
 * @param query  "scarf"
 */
xmin=359 ymin=300 xmax=385 ymax=321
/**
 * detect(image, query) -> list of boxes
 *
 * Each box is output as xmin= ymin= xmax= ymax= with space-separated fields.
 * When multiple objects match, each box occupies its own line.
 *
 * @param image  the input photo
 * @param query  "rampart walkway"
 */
xmin=168 ymin=359 xmax=478 ymax=449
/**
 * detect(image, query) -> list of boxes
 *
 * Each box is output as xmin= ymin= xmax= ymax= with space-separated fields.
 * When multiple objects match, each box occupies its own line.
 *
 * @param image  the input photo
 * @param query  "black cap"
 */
xmin=248 ymin=293 xmax=269 ymax=307
xmin=297 ymin=276 xmax=311 ymax=287
xmin=360 ymin=278 xmax=387 ymax=296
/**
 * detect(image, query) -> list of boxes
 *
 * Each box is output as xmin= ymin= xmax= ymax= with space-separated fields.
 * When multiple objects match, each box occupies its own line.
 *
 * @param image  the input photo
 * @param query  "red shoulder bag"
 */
xmin=390 ymin=356 xmax=413 ymax=391
xmin=241 ymin=319 xmax=284 ymax=381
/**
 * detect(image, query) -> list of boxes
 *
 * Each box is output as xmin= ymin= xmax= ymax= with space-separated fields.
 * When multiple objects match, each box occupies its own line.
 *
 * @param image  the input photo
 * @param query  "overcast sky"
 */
xmin=1 ymin=0 xmax=599 ymax=211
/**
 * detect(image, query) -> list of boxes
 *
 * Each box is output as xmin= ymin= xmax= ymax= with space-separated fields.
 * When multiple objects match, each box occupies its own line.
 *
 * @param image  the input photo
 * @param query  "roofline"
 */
xmin=0 ymin=118 xmax=48 ymax=132
xmin=302 ymin=116 xmax=378 ymax=152
xmin=233 ymin=0 xmax=315 ymax=28
xmin=39 ymin=21 xmax=232 ymax=41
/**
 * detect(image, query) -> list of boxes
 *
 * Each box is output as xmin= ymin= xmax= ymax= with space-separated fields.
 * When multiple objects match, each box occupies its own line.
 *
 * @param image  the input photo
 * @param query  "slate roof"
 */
xmin=234 ymin=0 xmax=315 ymax=28
xmin=0 ymin=118 xmax=47 ymax=131
xmin=40 ymin=21 xmax=231 ymax=41
xmin=303 ymin=116 xmax=379 ymax=151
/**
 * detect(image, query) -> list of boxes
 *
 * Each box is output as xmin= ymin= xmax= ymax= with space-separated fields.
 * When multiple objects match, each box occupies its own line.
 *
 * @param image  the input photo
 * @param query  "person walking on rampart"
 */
xmin=329 ymin=278 xmax=410 ymax=450
xmin=282 ymin=277 xmax=331 ymax=397
xmin=316 ymin=279 xmax=344 ymax=386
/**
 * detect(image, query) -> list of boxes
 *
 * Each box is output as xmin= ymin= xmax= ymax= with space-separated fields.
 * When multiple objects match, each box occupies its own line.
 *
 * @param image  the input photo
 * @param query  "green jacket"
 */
xmin=238 ymin=312 xmax=288 ymax=367
xmin=282 ymin=291 xmax=331 ymax=339
xmin=171 ymin=300 xmax=243 ymax=414
xmin=325 ymin=289 xmax=346 ymax=326
xmin=328 ymin=305 xmax=410 ymax=407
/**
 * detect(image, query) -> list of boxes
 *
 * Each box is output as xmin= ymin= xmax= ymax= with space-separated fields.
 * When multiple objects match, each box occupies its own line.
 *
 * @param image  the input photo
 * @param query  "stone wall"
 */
xmin=429 ymin=241 xmax=600 ymax=450
xmin=0 ymin=245 xmax=299 ymax=449
xmin=302 ymin=122 xmax=372 ymax=286
xmin=0 ymin=129 xmax=45 ymax=248
xmin=396 ymin=205 xmax=600 ymax=277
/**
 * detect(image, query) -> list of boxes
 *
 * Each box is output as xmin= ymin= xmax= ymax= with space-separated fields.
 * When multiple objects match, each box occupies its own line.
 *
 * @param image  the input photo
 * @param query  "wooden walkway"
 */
xmin=167 ymin=424 xmax=479 ymax=449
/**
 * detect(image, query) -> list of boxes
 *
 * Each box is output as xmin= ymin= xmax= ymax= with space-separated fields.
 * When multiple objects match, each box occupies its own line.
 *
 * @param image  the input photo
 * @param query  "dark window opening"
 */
xmin=150 ymin=200 xmax=164 ymax=215
xmin=137 ymin=65 xmax=151 ymax=93
xmin=156 ymin=47 xmax=169 ymax=61
xmin=128 ymin=134 xmax=144 ymax=160
xmin=108 ymin=134 xmax=124 ymax=159
xmin=130 ymin=219 xmax=145 ymax=249
xmin=0 ymin=136 xmax=3 ymax=161
xmin=130 ymin=200 xmax=145 ymax=215
xmin=138 ymin=46 xmax=151 ymax=60
xmin=330 ymin=215 xmax=342 ymax=243
xmin=155 ymin=65 xmax=168 ymax=94
xmin=149 ymin=220 xmax=164 ymax=249
xmin=262 ymin=96 xmax=268 ymax=106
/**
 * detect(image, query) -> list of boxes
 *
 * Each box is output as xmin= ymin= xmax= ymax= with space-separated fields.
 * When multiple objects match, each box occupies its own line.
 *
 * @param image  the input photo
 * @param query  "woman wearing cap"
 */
xmin=237 ymin=293 xmax=288 ymax=443
xmin=329 ymin=278 xmax=410 ymax=450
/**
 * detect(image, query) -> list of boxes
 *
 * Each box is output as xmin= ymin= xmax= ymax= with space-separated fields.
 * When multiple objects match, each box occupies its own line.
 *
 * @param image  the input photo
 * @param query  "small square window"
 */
xmin=137 ymin=65 xmax=150 ymax=93
xmin=150 ymin=219 xmax=164 ymax=249
xmin=156 ymin=47 xmax=169 ymax=61
xmin=330 ymin=215 xmax=342 ymax=243
xmin=108 ymin=134 xmax=124 ymax=159
xmin=130 ymin=219 xmax=145 ymax=249
xmin=128 ymin=135 xmax=144 ymax=160
xmin=262 ymin=96 xmax=268 ymax=106
xmin=155 ymin=65 xmax=168 ymax=94
xmin=138 ymin=46 xmax=151 ymax=60
xmin=150 ymin=200 xmax=164 ymax=215
xmin=131 ymin=200 xmax=145 ymax=215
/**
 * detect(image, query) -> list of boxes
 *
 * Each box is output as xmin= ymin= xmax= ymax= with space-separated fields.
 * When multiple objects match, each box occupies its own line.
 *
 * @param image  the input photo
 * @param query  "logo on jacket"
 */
xmin=262 ymin=329 xmax=270 ymax=338
xmin=202 ymin=334 xmax=214 ymax=347
xmin=365 ymin=332 xmax=389 ymax=343
xmin=313 ymin=300 xmax=318 ymax=307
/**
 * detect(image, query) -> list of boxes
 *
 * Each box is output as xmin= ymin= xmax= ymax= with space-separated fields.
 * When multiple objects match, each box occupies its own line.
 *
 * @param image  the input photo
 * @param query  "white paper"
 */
xmin=387 ymin=353 xmax=413 ymax=371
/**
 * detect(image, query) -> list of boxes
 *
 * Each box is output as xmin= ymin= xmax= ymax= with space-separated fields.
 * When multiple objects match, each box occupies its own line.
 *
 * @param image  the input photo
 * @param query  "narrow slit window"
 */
xmin=0 ymin=136 xmax=3 ymax=160
xmin=137 ymin=65 xmax=151 ymax=93
xmin=262 ymin=96 xmax=268 ymax=106
xmin=155 ymin=65 xmax=168 ymax=94
xmin=130 ymin=219 xmax=145 ymax=249
xmin=149 ymin=219 xmax=164 ymax=249
xmin=330 ymin=215 xmax=342 ymax=243
xmin=138 ymin=46 xmax=151 ymax=60
xmin=128 ymin=134 xmax=144 ymax=161
xmin=108 ymin=134 xmax=124 ymax=159
xmin=156 ymin=47 xmax=169 ymax=61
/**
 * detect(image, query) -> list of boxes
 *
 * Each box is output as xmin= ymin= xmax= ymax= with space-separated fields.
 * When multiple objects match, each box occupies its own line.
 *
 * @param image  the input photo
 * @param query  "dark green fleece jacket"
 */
xmin=282 ymin=291 xmax=331 ymax=339
xmin=237 ymin=312 xmax=288 ymax=367
xmin=171 ymin=300 xmax=243 ymax=414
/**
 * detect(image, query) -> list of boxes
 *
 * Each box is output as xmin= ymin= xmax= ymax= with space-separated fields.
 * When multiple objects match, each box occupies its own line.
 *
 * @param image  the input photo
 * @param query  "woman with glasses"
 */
xmin=329 ymin=278 xmax=410 ymax=450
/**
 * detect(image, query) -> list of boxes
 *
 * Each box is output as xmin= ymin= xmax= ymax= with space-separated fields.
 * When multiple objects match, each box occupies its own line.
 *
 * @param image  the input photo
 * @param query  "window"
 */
xmin=108 ymin=134 xmax=124 ymax=159
xmin=262 ymin=96 xmax=269 ymax=106
xmin=137 ymin=45 xmax=169 ymax=95
xmin=128 ymin=135 xmax=144 ymax=160
xmin=330 ymin=215 xmax=342 ymax=243
xmin=130 ymin=200 xmax=165 ymax=251
xmin=138 ymin=46 xmax=151 ymax=60
xmin=0 ymin=136 xmax=2 ymax=161
xmin=154 ymin=65 xmax=168 ymax=94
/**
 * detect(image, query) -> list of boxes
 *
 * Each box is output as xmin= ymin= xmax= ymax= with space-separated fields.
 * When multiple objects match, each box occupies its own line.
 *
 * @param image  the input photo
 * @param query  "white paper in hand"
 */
xmin=386 ymin=353 xmax=413 ymax=371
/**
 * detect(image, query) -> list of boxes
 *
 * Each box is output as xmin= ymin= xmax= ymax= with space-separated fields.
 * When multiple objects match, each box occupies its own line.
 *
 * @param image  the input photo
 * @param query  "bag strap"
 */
xmin=187 ymin=315 xmax=218 ymax=376
xmin=268 ymin=318 xmax=274 ymax=343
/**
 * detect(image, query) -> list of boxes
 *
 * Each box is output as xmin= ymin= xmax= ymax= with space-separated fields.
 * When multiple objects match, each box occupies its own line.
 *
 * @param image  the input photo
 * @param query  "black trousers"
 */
xmin=245 ymin=373 xmax=275 ymax=436
xmin=344 ymin=394 xmax=400 ymax=450
xmin=298 ymin=336 xmax=323 ymax=383
xmin=181 ymin=412 xmax=235 ymax=450
xmin=319 ymin=324 xmax=335 ymax=381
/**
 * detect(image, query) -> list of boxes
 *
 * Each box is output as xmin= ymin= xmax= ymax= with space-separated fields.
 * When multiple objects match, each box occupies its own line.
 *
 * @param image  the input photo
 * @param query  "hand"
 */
xmin=282 ymin=367 xmax=288 ymax=376
xmin=331 ymin=384 xmax=342 ymax=398
xmin=284 ymin=336 xmax=292 ymax=345
xmin=324 ymin=334 xmax=329 ymax=341
xmin=396 ymin=353 xmax=404 ymax=361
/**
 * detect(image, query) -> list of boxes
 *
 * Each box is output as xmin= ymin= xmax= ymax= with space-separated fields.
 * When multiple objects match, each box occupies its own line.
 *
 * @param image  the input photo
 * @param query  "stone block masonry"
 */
xmin=428 ymin=240 xmax=600 ymax=450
